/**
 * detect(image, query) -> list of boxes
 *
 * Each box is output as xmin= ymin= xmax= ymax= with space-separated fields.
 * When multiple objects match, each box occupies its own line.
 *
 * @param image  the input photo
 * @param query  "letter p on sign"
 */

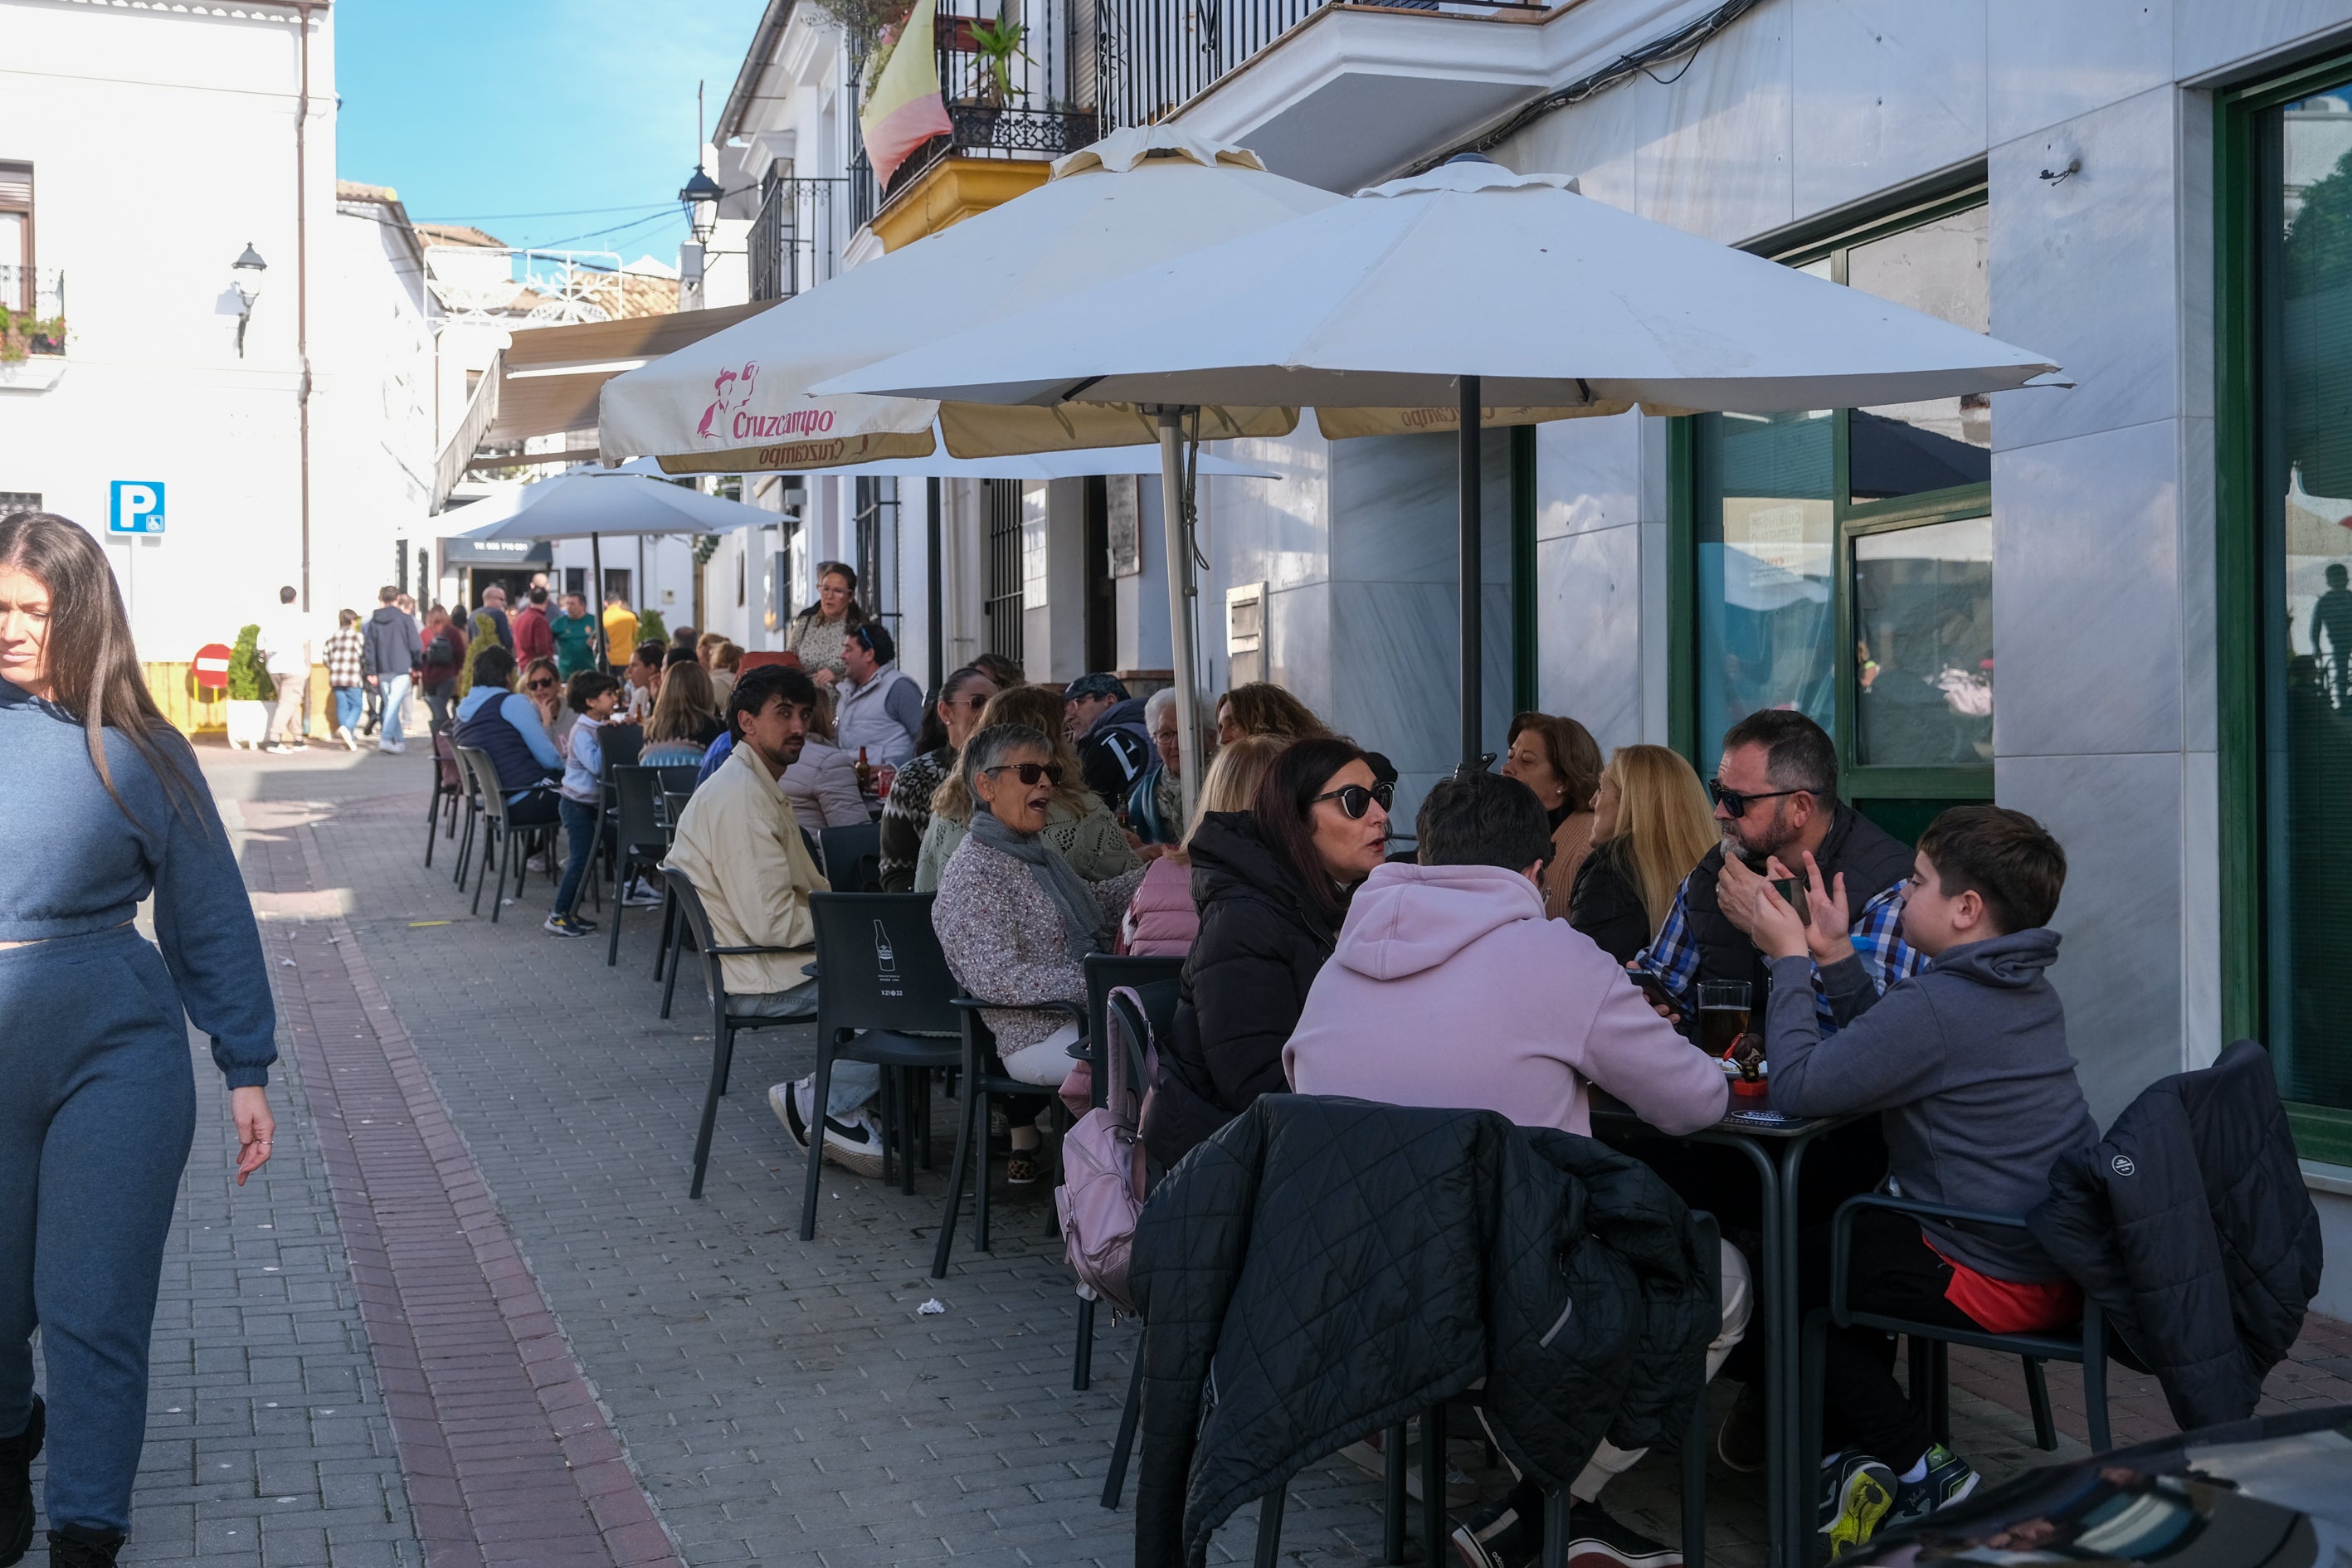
xmin=110 ymin=481 xmax=165 ymax=534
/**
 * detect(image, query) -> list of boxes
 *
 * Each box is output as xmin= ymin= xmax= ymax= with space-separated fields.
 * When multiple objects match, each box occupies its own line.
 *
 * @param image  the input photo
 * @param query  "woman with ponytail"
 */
xmin=0 ymin=513 xmax=276 ymax=1568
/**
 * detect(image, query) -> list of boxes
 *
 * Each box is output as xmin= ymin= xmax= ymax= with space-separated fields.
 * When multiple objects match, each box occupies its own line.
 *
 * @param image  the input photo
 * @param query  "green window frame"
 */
xmin=1671 ymin=189 xmax=1995 ymax=836
xmin=2217 ymin=47 xmax=2352 ymax=1161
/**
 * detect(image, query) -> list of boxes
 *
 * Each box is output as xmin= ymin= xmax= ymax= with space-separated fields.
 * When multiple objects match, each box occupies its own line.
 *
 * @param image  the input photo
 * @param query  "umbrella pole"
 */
xmin=591 ymin=533 xmax=606 ymax=668
xmin=927 ymin=476 xmax=944 ymax=694
xmin=1459 ymin=373 xmax=1483 ymax=770
xmin=1156 ymin=408 xmax=1203 ymax=823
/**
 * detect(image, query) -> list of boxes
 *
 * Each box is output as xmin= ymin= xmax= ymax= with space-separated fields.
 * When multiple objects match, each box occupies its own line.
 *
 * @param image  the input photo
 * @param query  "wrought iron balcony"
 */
xmin=0 ymin=265 xmax=65 ymax=358
xmin=1093 ymin=0 xmax=1544 ymax=135
xmin=870 ymin=0 xmax=1099 ymax=214
xmin=748 ymin=175 xmax=848 ymax=302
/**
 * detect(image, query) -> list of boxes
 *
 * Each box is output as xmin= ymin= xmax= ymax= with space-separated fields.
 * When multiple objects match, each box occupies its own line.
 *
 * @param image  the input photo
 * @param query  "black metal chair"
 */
xmin=605 ymin=766 xmax=671 ymax=967
xmin=650 ymin=783 xmax=701 ymax=989
xmin=662 ymin=864 xmax=815 ymax=1200
xmin=935 ymin=994 xmax=1083 ymax=1279
xmin=1071 ymin=955 xmax=1185 ymax=1392
xmin=818 ymin=821 xmax=884 ymax=892
xmin=426 ymin=731 xmax=464 ymax=868
xmin=1093 ymin=979 xmax=1182 ymax=1514
xmin=450 ymin=742 xmax=488 ymax=890
xmin=455 ymin=747 xmax=558 ymax=923
xmin=797 ymin=893 xmax=966 ymax=1244
xmin=1800 ymin=1191 xmax=2113 ymax=1492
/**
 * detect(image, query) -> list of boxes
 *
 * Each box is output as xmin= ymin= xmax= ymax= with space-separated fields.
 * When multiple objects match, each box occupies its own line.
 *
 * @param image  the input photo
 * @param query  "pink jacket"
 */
xmin=1120 ymin=854 xmax=1199 ymax=957
xmin=1284 ymin=862 xmax=1726 ymax=1137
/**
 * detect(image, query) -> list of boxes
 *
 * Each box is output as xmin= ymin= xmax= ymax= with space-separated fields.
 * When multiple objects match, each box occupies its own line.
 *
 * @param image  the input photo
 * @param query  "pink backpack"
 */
xmin=1055 ymin=987 xmax=1156 ymax=1316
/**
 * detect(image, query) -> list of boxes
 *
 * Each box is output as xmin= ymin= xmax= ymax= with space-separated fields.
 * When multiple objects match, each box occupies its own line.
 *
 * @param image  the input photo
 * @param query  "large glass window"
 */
xmin=1685 ymin=193 xmax=1994 ymax=807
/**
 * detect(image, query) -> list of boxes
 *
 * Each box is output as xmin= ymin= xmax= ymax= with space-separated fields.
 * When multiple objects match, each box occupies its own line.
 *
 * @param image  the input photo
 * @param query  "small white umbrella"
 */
xmin=821 ymin=158 xmax=2067 ymax=767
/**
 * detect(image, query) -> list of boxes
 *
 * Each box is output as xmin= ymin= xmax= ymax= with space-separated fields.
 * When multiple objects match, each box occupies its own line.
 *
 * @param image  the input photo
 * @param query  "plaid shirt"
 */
xmin=1638 ymin=878 xmax=1924 ymax=1034
xmin=323 ymin=627 xmax=365 ymax=689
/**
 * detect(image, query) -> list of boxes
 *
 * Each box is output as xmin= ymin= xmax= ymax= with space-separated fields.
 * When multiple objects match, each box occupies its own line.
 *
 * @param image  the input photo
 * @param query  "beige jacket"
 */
xmin=665 ymin=741 xmax=830 ymax=996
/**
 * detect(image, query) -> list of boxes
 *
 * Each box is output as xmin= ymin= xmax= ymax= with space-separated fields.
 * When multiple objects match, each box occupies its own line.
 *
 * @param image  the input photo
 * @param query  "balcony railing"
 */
xmin=0 ymin=265 xmax=65 ymax=358
xmin=872 ymin=0 xmax=1099 ymax=212
xmin=1094 ymin=0 xmax=1545 ymax=134
xmin=748 ymin=175 xmax=848 ymax=302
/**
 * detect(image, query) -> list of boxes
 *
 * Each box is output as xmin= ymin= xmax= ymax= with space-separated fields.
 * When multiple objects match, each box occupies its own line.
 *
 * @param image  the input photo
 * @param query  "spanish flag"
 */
xmin=859 ymin=0 xmax=955 ymax=187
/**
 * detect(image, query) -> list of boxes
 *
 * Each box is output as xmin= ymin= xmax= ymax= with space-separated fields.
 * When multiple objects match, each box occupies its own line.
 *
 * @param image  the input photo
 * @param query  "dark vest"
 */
xmin=1682 ymin=802 xmax=1915 ymax=1001
xmin=457 ymin=696 xmax=555 ymax=792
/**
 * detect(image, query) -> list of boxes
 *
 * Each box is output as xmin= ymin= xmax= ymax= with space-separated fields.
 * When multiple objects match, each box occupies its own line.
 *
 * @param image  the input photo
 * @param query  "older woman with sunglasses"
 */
xmin=931 ymin=723 xmax=1148 ymax=1184
xmin=913 ymin=684 xmax=1138 ymax=893
xmin=1140 ymin=734 xmax=1392 ymax=1169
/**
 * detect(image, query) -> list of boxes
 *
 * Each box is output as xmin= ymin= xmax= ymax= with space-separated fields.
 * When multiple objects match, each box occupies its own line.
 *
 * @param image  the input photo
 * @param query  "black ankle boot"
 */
xmin=45 ymin=1526 xmax=121 ymax=1568
xmin=0 ymin=1397 xmax=41 ymax=1568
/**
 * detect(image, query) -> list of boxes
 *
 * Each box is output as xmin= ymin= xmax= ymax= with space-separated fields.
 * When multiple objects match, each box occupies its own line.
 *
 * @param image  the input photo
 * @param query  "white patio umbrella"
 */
xmin=821 ymin=158 xmax=2067 ymax=772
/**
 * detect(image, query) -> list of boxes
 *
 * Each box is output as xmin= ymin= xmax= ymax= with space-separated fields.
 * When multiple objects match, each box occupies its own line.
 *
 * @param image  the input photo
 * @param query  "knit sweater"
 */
xmin=914 ymin=794 xmax=1141 ymax=893
xmin=0 ymin=676 xmax=277 ymax=1087
xmin=879 ymin=747 xmax=950 ymax=893
xmin=931 ymin=830 xmax=1145 ymax=1060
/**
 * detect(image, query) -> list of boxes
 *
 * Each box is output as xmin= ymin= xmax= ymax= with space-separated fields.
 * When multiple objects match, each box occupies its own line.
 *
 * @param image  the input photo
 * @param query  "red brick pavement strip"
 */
xmin=244 ymin=798 xmax=684 ymax=1568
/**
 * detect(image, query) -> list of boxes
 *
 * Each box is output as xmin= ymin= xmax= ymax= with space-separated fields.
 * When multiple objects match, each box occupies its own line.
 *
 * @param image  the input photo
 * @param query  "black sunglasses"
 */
xmin=524 ymin=677 xmax=557 ymax=690
xmin=1310 ymin=781 xmax=1395 ymax=820
xmin=1707 ymin=778 xmax=1812 ymax=816
xmin=984 ymin=762 xmax=1064 ymax=786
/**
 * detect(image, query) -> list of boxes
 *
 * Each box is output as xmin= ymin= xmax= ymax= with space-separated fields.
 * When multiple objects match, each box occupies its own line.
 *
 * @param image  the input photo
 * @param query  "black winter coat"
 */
xmin=2031 ymin=1040 xmax=2323 ymax=1430
xmin=1130 ymin=1096 xmax=1717 ymax=1568
xmin=1567 ymin=837 xmax=1650 ymax=965
xmin=1140 ymin=812 xmax=1337 ymax=1168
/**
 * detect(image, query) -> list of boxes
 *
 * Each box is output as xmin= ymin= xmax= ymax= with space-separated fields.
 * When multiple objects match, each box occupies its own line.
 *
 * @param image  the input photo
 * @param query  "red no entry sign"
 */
xmin=192 ymin=642 xmax=233 ymax=690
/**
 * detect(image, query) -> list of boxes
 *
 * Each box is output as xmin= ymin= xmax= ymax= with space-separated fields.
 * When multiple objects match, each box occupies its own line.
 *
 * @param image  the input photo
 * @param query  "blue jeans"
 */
xmin=377 ymin=672 xmax=412 ymax=747
xmin=333 ymin=685 xmax=363 ymax=733
xmin=555 ymin=796 xmax=599 ymax=917
xmin=0 ymin=928 xmax=198 ymax=1534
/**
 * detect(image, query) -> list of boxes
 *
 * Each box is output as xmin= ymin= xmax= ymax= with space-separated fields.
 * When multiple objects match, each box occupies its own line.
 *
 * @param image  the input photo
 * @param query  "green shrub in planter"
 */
xmin=637 ymin=608 xmax=668 ymax=649
xmin=226 ymin=625 xmax=275 ymax=702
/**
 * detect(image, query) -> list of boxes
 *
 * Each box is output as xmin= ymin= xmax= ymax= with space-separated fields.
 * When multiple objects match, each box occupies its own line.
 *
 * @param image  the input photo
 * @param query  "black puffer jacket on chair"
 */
xmin=1128 ymin=1095 xmax=1717 ymax=1568
xmin=2031 ymin=1039 xmax=2323 ymax=1430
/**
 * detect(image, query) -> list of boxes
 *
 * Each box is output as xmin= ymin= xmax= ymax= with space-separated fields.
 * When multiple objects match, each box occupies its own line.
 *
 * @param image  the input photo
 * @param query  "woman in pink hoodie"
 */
xmin=1119 ymin=735 xmax=1289 ymax=957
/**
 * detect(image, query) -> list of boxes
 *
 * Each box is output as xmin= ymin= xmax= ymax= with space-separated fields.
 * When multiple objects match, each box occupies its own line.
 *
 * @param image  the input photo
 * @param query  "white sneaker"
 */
xmin=340 ymin=728 xmax=358 ymax=752
xmin=820 ymin=1106 xmax=886 ymax=1179
xmin=621 ymin=878 xmax=663 ymax=907
xmin=377 ymin=738 xmax=407 ymax=754
xmin=264 ymin=743 xmax=297 ymax=755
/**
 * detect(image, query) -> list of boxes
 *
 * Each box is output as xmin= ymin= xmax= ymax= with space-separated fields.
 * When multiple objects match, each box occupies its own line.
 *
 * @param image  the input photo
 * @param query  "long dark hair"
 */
xmin=1249 ymin=733 xmax=1371 ymax=930
xmin=796 ymin=559 xmax=868 ymax=628
xmin=0 ymin=511 xmax=201 ymax=825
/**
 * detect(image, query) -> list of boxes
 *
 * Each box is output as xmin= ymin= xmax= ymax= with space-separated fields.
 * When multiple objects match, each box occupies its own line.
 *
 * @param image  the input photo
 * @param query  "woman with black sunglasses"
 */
xmin=1142 ymin=735 xmax=1391 ymax=1169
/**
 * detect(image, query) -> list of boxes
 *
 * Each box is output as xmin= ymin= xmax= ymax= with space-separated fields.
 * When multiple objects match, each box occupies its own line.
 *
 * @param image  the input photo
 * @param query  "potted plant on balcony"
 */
xmin=224 ymin=624 xmax=275 ymax=749
xmin=0 ymin=303 xmax=66 ymax=363
xmin=961 ymin=17 xmax=1034 ymax=142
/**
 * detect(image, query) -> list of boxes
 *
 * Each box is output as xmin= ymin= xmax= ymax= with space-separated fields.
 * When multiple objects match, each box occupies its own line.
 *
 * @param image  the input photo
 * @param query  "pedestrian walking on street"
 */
xmin=479 ymin=584 xmax=515 ymax=653
xmin=600 ymin=592 xmax=637 ymax=678
xmin=418 ymin=604 xmax=465 ymax=733
xmin=322 ymin=608 xmax=367 ymax=751
xmin=361 ymin=587 xmax=423 ymax=754
xmin=0 ymin=512 xmax=277 ymax=1568
xmin=550 ymin=591 xmax=598 ymax=680
xmin=259 ymin=584 xmax=311 ymax=754
xmin=511 ymin=586 xmax=555 ymax=666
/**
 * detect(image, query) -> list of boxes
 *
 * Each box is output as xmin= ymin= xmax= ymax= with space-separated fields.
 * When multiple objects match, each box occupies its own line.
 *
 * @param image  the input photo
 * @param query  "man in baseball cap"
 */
xmin=1064 ymin=671 xmax=1153 ymax=813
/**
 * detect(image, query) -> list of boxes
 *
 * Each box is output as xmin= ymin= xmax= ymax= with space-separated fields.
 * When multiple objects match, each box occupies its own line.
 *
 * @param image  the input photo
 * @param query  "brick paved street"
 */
xmin=29 ymin=736 xmax=2352 ymax=1567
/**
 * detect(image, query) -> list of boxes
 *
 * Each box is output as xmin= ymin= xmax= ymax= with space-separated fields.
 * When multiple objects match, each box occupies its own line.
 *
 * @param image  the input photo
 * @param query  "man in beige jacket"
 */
xmin=666 ymin=665 xmax=884 ymax=1175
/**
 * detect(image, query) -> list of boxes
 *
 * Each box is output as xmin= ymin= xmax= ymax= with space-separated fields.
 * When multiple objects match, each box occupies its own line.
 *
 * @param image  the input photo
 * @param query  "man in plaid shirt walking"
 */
xmin=322 ymin=609 xmax=367 ymax=752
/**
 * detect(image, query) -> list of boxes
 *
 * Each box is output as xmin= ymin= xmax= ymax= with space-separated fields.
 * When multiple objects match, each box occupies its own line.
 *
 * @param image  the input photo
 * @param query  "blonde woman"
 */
xmin=1119 ymin=734 xmax=1289 ymax=957
xmin=1568 ymin=743 xmax=1717 ymax=964
xmin=913 ymin=684 xmax=1140 ymax=891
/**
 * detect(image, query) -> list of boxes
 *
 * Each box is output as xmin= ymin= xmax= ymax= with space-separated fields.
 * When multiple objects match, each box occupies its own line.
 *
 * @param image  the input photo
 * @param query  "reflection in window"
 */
xmin=1696 ymin=411 xmax=1835 ymax=775
xmin=2264 ymin=86 xmax=2352 ymax=1110
xmin=1844 ymin=207 xmax=1992 ymax=504
xmin=1853 ymin=517 xmax=1994 ymax=767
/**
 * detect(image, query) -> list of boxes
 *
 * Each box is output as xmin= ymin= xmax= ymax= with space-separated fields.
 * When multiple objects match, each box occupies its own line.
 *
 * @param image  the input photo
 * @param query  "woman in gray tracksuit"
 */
xmin=0 ymin=513 xmax=277 ymax=1568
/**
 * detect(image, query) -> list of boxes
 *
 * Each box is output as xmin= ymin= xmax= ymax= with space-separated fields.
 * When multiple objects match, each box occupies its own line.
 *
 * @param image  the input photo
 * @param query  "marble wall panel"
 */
xmin=1997 ymin=748 xmax=2189 ymax=1127
xmin=1264 ymin=579 xmax=1333 ymax=722
xmin=1635 ymin=0 xmax=1797 ymax=242
xmin=1497 ymin=46 xmax=1648 ymax=212
xmin=1989 ymin=85 xmax=2185 ymax=453
xmin=1993 ymin=419 xmax=2185 ymax=758
xmin=2175 ymin=0 xmax=2352 ymax=82
xmin=1791 ymin=0 xmax=1989 ymax=220
xmin=1205 ymin=429 xmax=1332 ymax=594
xmin=1536 ymin=524 xmax=1645 ymax=754
xmin=1328 ymin=578 xmax=1514 ymax=776
xmin=1987 ymin=0 xmax=2174 ymax=145
xmin=1328 ymin=431 xmax=1511 ymax=588
xmin=1535 ymin=412 xmax=1643 ymax=541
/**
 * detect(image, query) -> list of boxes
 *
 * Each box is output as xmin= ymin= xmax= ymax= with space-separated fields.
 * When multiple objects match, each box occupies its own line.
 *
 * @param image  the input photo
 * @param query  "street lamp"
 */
xmin=679 ymin=164 xmax=723 ymax=246
xmin=230 ymin=242 xmax=267 ymax=358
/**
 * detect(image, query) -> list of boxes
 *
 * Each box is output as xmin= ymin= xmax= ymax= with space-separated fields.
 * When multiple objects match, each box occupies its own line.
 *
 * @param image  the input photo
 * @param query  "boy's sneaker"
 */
xmin=621 ymin=877 xmax=663 ymax=907
xmin=771 ymin=1082 xmax=811 ymax=1151
xmin=1817 ymin=1453 xmax=1897 ymax=1553
xmin=1715 ymin=1384 xmax=1765 ymax=1474
xmin=1889 ymin=1446 xmax=1979 ymax=1526
xmin=543 ymin=913 xmax=592 ymax=939
xmin=1449 ymin=1485 xmax=1537 ymax=1568
xmin=1565 ymin=1500 xmax=1679 ymax=1567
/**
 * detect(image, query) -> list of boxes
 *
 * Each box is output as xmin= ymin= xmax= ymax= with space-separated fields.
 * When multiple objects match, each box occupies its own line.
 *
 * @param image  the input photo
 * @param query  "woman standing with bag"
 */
xmin=0 ymin=513 xmax=276 ymax=1568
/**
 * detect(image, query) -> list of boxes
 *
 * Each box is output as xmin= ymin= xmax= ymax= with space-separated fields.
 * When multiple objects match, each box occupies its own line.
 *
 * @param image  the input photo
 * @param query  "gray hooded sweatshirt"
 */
xmin=1766 ymin=928 xmax=2096 ymax=1283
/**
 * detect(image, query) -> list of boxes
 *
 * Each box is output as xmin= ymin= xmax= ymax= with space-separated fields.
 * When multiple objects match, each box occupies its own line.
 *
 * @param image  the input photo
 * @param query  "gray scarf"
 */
xmin=967 ymin=804 xmax=1107 ymax=962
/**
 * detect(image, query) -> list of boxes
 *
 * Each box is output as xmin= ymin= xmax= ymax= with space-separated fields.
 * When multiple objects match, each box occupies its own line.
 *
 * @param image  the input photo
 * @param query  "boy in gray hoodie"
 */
xmin=1744 ymin=805 xmax=2095 ymax=1552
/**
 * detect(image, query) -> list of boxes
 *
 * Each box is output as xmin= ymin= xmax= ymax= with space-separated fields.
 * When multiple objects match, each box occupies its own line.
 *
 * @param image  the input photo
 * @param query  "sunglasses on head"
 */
xmin=984 ymin=761 xmax=1064 ymax=786
xmin=944 ymin=694 xmax=991 ymax=711
xmin=1707 ymin=778 xmax=1811 ymax=817
xmin=1310 ymin=781 xmax=1395 ymax=820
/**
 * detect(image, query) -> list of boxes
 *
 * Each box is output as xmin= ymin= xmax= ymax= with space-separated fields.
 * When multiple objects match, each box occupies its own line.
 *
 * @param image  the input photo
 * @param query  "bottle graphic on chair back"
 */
xmin=874 ymin=920 xmax=897 ymax=975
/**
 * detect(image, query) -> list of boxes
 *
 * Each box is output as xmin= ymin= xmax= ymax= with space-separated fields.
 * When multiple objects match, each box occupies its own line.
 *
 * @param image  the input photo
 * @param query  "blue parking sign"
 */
xmin=110 ymin=481 xmax=165 ymax=534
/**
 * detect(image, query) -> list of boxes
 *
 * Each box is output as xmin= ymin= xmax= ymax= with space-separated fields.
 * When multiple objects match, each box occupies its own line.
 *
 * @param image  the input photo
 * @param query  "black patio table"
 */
xmin=1588 ymin=1092 xmax=1862 ymax=1568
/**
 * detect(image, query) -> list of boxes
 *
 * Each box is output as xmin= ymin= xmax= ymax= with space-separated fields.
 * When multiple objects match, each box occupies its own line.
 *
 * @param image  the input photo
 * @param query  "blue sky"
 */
xmin=337 ymin=0 xmax=771 ymax=265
